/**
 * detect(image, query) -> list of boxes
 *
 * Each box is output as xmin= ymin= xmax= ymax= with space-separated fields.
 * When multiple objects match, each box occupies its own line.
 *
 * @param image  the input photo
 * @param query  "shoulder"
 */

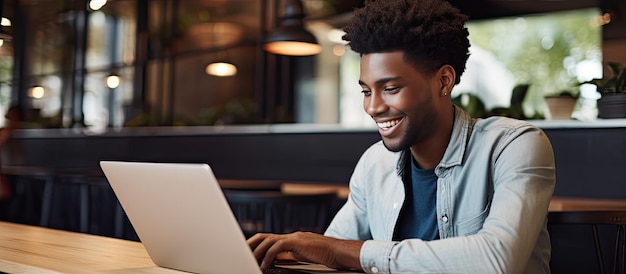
xmin=471 ymin=116 xmax=553 ymax=156
xmin=474 ymin=116 xmax=538 ymax=132
xmin=472 ymin=116 xmax=546 ymax=140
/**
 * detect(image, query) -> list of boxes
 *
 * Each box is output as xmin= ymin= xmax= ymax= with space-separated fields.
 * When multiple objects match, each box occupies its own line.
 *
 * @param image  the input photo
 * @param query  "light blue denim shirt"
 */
xmin=325 ymin=106 xmax=556 ymax=274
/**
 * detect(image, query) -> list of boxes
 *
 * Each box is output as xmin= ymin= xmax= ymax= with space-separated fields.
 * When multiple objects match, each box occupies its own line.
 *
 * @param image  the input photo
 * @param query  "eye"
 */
xmin=361 ymin=89 xmax=372 ymax=96
xmin=383 ymin=86 xmax=400 ymax=93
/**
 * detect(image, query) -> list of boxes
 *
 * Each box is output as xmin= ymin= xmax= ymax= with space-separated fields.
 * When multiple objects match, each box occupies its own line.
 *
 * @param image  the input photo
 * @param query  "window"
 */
xmin=459 ymin=8 xmax=602 ymax=120
xmin=0 ymin=17 xmax=12 ymax=126
xmin=85 ymin=1 xmax=137 ymax=132
xmin=303 ymin=8 xmax=604 ymax=126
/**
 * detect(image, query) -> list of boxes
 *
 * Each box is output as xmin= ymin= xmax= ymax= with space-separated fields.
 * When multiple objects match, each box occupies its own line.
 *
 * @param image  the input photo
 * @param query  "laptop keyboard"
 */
xmin=262 ymin=267 xmax=306 ymax=274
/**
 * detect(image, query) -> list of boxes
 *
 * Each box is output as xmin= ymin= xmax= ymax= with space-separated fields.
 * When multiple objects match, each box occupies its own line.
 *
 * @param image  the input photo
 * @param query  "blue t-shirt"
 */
xmin=393 ymin=156 xmax=439 ymax=241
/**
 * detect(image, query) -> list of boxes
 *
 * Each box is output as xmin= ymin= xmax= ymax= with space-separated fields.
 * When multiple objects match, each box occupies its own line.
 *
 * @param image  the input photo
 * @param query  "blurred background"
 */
xmin=0 ymin=0 xmax=624 ymax=131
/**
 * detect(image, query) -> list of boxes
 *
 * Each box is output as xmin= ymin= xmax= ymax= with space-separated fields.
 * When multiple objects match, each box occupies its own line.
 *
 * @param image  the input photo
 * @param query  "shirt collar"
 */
xmin=438 ymin=105 xmax=473 ymax=168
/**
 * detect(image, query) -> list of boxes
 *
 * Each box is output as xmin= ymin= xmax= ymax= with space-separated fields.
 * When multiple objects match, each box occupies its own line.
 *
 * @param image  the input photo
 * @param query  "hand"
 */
xmin=247 ymin=231 xmax=364 ymax=271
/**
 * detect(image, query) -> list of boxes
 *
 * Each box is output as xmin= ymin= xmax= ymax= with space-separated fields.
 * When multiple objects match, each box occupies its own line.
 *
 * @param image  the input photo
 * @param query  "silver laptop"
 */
xmin=100 ymin=161 xmax=326 ymax=274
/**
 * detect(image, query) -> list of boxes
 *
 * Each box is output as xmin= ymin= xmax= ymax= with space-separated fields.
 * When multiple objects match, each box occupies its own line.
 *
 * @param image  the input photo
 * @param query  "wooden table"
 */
xmin=0 ymin=221 xmax=183 ymax=273
xmin=548 ymin=197 xmax=626 ymax=274
xmin=1 ymin=195 xmax=625 ymax=273
xmin=281 ymin=184 xmax=626 ymax=212
xmin=549 ymin=196 xmax=626 ymax=212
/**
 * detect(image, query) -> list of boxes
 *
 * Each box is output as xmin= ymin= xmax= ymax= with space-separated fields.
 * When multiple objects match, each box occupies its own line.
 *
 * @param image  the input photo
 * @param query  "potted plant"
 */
xmin=544 ymin=90 xmax=578 ymax=120
xmin=583 ymin=62 xmax=626 ymax=119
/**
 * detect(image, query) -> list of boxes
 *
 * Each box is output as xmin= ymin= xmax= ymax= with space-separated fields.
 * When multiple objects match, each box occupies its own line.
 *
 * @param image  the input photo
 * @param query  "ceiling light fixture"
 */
xmin=29 ymin=85 xmax=45 ymax=99
xmin=0 ymin=0 xmax=12 ymax=45
xmin=204 ymin=16 xmax=238 ymax=77
xmin=264 ymin=0 xmax=321 ymax=56
xmin=105 ymin=73 xmax=121 ymax=89
xmin=0 ymin=17 xmax=10 ymax=27
xmin=206 ymin=61 xmax=237 ymax=77
xmin=0 ymin=16 xmax=9 ymax=46
xmin=89 ymin=0 xmax=108 ymax=11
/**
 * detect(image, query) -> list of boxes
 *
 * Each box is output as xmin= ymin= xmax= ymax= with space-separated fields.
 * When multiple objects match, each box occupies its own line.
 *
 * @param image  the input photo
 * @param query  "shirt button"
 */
xmin=392 ymin=202 xmax=399 ymax=209
xmin=442 ymin=215 xmax=449 ymax=223
xmin=371 ymin=266 xmax=379 ymax=273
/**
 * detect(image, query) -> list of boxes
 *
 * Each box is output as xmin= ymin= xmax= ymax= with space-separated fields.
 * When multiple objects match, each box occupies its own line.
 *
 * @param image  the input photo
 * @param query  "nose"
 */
xmin=365 ymin=91 xmax=388 ymax=117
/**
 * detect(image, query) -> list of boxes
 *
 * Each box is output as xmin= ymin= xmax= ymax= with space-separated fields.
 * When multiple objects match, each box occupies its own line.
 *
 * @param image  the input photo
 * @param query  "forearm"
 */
xmin=330 ymin=238 xmax=364 ymax=271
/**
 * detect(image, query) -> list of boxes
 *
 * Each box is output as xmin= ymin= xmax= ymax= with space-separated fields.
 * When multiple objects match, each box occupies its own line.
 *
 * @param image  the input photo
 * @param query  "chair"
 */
xmin=548 ymin=211 xmax=626 ymax=274
xmin=40 ymin=168 xmax=116 ymax=235
xmin=0 ymin=165 xmax=56 ymax=226
xmin=224 ymin=189 xmax=338 ymax=237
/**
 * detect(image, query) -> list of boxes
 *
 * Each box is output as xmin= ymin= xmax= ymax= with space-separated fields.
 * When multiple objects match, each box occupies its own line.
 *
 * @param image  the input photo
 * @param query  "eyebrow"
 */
xmin=358 ymin=76 xmax=402 ymax=87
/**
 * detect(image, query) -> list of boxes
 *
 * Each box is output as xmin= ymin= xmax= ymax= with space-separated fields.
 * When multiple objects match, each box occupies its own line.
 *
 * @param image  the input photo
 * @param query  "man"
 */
xmin=248 ymin=0 xmax=556 ymax=273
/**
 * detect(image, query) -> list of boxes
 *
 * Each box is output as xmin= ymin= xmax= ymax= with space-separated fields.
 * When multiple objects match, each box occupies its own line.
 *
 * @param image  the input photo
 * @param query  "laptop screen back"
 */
xmin=100 ymin=161 xmax=262 ymax=274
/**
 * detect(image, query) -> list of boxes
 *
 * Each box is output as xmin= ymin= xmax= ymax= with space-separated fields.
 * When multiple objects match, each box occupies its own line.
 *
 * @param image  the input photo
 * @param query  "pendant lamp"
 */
xmin=105 ymin=73 xmax=121 ymax=88
xmin=206 ymin=61 xmax=237 ymax=77
xmin=264 ymin=0 xmax=321 ymax=56
xmin=0 ymin=0 xmax=12 ymax=44
xmin=29 ymin=85 xmax=45 ymax=99
xmin=205 ymin=34 xmax=238 ymax=77
xmin=204 ymin=16 xmax=238 ymax=77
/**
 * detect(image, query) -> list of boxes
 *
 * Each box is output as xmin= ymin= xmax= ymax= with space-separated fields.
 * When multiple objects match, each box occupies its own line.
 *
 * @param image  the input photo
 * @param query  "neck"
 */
xmin=410 ymin=106 xmax=455 ymax=169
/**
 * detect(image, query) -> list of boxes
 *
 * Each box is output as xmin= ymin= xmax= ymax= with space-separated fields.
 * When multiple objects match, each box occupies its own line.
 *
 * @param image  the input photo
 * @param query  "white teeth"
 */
xmin=377 ymin=119 xmax=400 ymax=129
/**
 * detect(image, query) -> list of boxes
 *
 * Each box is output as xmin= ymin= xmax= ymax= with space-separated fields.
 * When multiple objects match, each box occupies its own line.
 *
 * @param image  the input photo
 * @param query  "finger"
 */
xmin=247 ymin=233 xmax=269 ymax=249
xmin=275 ymin=251 xmax=295 ymax=262
xmin=260 ymin=237 xmax=290 ymax=269
xmin=252 ymin=234 xmax=281 ymax=263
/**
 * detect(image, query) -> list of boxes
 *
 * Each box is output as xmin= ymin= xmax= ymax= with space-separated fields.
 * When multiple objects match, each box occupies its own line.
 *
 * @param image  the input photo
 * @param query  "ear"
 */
xmin=438 ymin=65 xmax=456 ymax=97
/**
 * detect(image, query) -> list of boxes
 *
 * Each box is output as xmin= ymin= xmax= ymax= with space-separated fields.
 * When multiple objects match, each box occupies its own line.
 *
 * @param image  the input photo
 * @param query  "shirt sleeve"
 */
xmin=324 ymin=145 xmax=373 ymax=241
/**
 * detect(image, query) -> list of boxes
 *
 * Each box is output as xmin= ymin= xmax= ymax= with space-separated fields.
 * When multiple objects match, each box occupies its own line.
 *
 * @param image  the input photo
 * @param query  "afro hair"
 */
xmin=343 ymin=0 xmax=471 ymax=84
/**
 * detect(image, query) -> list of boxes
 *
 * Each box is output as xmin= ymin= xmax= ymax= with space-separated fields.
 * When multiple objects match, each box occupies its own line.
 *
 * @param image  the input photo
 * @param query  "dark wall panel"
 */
xmin=3 ymin=125 xmax=626 ymax=198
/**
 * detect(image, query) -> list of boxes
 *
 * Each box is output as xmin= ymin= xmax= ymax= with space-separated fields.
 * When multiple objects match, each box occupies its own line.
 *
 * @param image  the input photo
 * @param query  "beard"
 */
xmin=380 ymin=105 xmax=439 ymax=152
xmin=381 ymin=119 xmax=420 ymax=152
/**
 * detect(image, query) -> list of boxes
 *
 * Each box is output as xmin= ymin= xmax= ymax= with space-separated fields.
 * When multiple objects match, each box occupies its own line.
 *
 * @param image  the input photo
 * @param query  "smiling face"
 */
xmin=359 ymin=51 xmax=454 ymax=152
